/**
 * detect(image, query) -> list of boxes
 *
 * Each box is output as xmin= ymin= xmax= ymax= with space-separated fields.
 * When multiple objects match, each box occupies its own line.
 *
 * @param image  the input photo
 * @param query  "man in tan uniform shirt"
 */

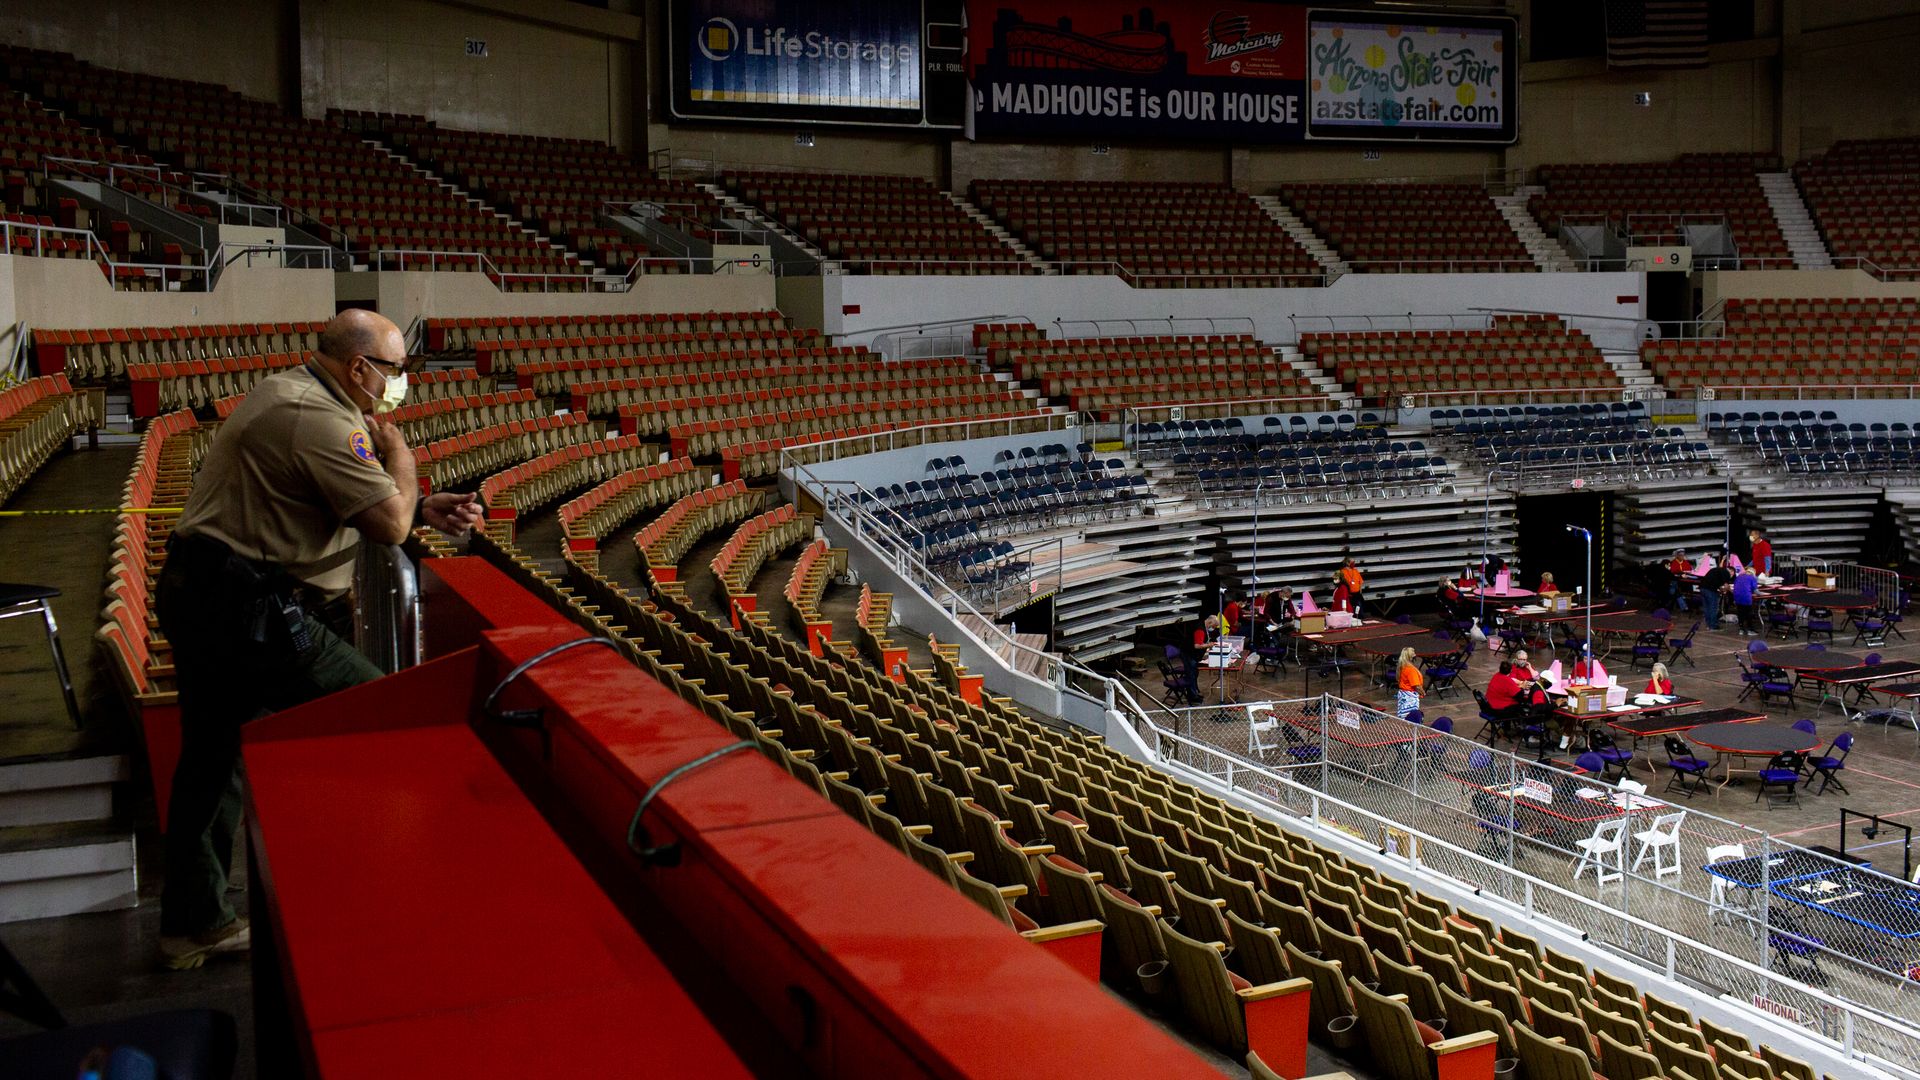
xmin=157 ymin=308 xmax=482 ymax=969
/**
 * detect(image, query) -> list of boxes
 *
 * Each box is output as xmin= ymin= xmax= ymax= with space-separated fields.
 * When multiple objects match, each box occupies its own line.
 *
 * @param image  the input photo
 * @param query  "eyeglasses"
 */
xmin=360 ymin=354 xmax=412 ymax=375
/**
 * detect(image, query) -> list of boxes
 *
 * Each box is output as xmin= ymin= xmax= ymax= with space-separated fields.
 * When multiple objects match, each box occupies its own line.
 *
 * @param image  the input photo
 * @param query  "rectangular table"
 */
xmin=1796 ymin=660 xmax=1920 ymax=715
xmin=1704 ymin=850 xmax=1847 ymax=889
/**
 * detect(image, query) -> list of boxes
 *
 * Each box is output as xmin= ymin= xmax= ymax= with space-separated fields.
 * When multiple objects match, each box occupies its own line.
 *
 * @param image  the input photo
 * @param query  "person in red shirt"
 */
xmin=1645 ymin=662 xmax=1674 ymax=695
xmin=1223 ymin=596 xmax=1243 ymax=636
xmin=1485 ymin=661 xmax=1523 ymax=713
xmin=1330 ymin=575 xmax=1353 ymax=614
xmin=1749 ymin=529 xmax=1773 ymax=575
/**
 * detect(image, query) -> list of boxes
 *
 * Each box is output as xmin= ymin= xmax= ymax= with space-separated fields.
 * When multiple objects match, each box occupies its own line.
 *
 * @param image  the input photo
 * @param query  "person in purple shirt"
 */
xmin=1731 ymin=565 xmax=1760 ymax=635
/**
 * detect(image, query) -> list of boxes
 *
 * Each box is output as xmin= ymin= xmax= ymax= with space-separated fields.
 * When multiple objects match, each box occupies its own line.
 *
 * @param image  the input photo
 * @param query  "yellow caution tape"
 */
xmin=0 ymin=507 xmax=185 ymax=517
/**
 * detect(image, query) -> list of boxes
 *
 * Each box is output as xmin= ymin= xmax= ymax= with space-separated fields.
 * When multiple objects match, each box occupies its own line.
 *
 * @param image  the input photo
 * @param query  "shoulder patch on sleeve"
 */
xmin=348 ymin=428 xmax=378 ymax=464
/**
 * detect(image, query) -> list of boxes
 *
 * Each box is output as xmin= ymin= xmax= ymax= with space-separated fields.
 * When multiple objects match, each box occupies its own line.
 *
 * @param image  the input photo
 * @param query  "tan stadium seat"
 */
xmin=1512 ymin=1019 xmax=1602 ymax=1080
xmin=1349 ymin=976 xmax=1500 ymax=1080
xmin=1596 ymin=1028 xmax=1663 ymax=1079
xmin=1162 ymin=923 xmax=1311 ymax=1074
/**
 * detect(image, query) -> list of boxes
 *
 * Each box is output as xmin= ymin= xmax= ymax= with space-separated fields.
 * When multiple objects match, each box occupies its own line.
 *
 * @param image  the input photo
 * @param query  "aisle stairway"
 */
xmin=1759 ymin=172 xmax=1834 ymax=270
xmin=0 ymin=753 xmax=137 ymax=922
xmin=1494 ymin=185 xmax=1577 ymax=272
xmin=946 ymin=193 xmax=1054 ymax=274
xmin=1250 ymin=196 xmax=1348 ymax=278
xmin=1888 ymin=490 xmax=1920 ymax=565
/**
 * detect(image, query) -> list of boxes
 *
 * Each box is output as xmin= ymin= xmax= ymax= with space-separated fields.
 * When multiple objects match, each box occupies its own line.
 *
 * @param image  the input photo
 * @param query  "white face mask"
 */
xmin=361 ymin=364 xmax=408 ymax=414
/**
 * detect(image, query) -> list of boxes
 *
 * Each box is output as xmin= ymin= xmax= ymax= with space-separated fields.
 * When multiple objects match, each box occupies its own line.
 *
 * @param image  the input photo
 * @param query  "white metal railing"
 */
xmin=775 ymin=412 xmax=1075 ymax=471
xmin=1129 ymin=695 xmax=1920 ymax=1080
xmin=1054 ymin=315 xmax=1258 ymax=340
xmin=1342 ymin=257 xmax=1540 ymax=274
xmin=1702 ymin=384 xmax=1920 ymax=401
xmin=871 ymin=314 xmax=1037 ymax=362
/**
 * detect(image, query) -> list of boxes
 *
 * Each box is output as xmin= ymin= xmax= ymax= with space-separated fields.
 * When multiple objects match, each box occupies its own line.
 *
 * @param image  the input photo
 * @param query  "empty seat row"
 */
xmin=0 ymin=373 xmax=94 ymax=503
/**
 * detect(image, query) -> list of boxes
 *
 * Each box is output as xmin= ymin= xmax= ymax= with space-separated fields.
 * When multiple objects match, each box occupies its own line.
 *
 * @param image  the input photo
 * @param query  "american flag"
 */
xmin=1605 ymin=0 xmax=1710 ymax=69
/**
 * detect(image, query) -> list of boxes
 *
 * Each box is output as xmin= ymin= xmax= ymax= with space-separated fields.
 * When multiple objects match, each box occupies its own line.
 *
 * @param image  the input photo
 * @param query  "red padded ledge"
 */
xmin=241 ymin=646 xmax=750 ymax=1078
xmin=426 ymin=557 xmax=1214 ymax=1078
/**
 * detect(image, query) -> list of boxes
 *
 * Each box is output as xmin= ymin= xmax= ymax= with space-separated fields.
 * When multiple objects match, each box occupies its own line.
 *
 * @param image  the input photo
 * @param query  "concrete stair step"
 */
xmin=0 ymin=752 xmax=130 ymax=828
xmin=0 ymin=819 xmax=138 ymax=924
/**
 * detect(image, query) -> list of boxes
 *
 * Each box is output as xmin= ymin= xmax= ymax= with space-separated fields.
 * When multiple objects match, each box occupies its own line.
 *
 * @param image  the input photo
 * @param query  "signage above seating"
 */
xmin=965 ymin=2 xmax=1516 ymax=144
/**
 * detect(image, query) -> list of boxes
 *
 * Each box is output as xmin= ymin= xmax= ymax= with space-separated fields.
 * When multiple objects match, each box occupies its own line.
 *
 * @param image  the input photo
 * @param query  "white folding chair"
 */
xmin=1572 ymin=817 xmax=1628 ymax=886
xmin=1705 ymin=842 xmax=1754 ymax=930
xmin=1629 ymin=811 xmax=1686 ymax=879
xmin=1248 ymin=703 xmax=1281 ymax=758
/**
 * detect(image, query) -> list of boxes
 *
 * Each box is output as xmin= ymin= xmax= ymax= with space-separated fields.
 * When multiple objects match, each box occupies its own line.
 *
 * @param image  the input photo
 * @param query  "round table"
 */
xmin=1687 ymin=721 xmax=1822 ymax=788
xmin=1755 ymin=648 xmax=1862 ymax=672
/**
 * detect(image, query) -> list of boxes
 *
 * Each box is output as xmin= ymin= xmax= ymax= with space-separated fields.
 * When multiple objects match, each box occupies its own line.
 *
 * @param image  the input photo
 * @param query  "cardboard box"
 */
xmin=1569 ymin=685 xmax=1609 ymax=713
xmin=1298 ymin=611 xmax=1328 ymax=634
xmin=1550 ymin=595 xmax=1572 ymax=613
xmin=1806 ymin=570 xmax=1836 ymax=589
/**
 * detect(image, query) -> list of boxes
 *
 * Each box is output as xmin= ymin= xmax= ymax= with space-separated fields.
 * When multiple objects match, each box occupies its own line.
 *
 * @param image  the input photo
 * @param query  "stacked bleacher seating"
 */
xmin=339 ymin=111 xmax=723 ymax=275
xmin=556 ymin=458 xmax=704 ymax=571
xmin=724 ymin=170 xmax=1026 ymax=273
xmin=970 ymin=179 xmax=1321 ymax=285
xmin=413 ymin=412 xmax=595 ymax=491
xmin=1707 ymin=411 xmax=1919 ymax=481
xmin=783 ymin=538 xmax=846 ymax=656
xmin=1305 ymin=315 xmax=1621 ymax=405
xmin=1795 ymin=136 xmax=1920 ymax=278
xmin=1643 ymin=297 xmax=1920 ymax=395
xmin=1439 ymin=403 xmax=1709 ymax=478
xmin=710 ymin=503 xmax=813 ymax=627
xmin=6 ymin=48 xmax=588 ymax=288
xmin=1137 ymin=415 xmax=1453 ymax=502
xmin=0 ymin=69 xmax=197 ymax=286
xmin=570 ymin=354 xmax=965 ymax=421
xmin=466 ymin=319 xmax=819 ymax=377
xmin=984 ymin=332 xmax=1329 ymax=419
xmin=0 ymin=373 xmax=93 ymax=503
xmin=98 ymin=409 xmax=201 ymax=722
xmin=636 ymin=480 xmax=767 ymax=585
xmin=32 ymin=321 xmax=322 ymax=384
xmin=474 ymin=432 xmax=658 ymax=539
xmin=1528 ymin=153 xmax=1791 ymax=266
xmin=482 ymin=509 xmax=1817 ymax=1079
xmin=666 ymin=388 xmax=1041 ymax=471
xmin=860 ymin=444 xmax=1149 ymax=579
xmin=422 ymin=310 xmax=788 ymax=356
xmin=1279 ymin=183 xmax=1534 ymax=272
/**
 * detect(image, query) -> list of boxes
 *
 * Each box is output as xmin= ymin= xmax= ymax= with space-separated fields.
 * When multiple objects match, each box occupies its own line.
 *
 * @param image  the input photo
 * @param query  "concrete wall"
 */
xmin=342 ymin=269 xmax=777 ymax=329
xmin=0 ymin=0 xmax=288 ymax=103
xmin=297 ymin=0 xmax=640 ymax=146
xmin=0 ymin=255 xmax=336 ymax=331
xmin=1700 ymin=269 xmax=1920 ymax=308
xmin=816 ymin=271 xmax=1648 ymax=349
xmin=1511 ymin=56 xmax=1778 ymax=171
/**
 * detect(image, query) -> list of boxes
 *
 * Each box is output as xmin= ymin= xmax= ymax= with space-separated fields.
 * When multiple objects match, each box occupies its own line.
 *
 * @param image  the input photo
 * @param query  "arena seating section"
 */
xmin=1643 ymin=296 xmax=1920 ymax=394
xmin=723 ymin=170 xmax=1025 ymax=273
xmin=1306 ymin=315 xmax=1621 ymax=405
xmin=0 ymin=62 xmax=195 ymax=286
xmin=0 ymin=374 xmax=94 ymax=504
xmin=338 ymin=111 xmax=722 ymax=276
xmin=1708 ymin=411 xmax=1920 ymax=480
xmin=1528 ymin=153 xmax=1792 ymax=266
xmin=1278 ymin=183 xmax=1534 ymax=272
xmin=4 ymin=48 xmax=587 ymax=288
xmin=983 ymin=330 xmax=1330 ymax=419
xmin=1439 ymin=402 xmax=1710 ymax=477
xmin=970 ymin=179 xmax=1321 ymax=285
xmin=457 ymin=467 xmax=1828 ymax=1080
xmin=1795 ymin=136 xmax=1920 ymax=278
xmin=1136 ymin=415 xmax=1455 ymax=502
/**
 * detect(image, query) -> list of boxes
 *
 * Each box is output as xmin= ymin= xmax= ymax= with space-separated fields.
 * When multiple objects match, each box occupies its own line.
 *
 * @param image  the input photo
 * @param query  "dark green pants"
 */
xmin=156 ymin=549 xmax=382 ymax=937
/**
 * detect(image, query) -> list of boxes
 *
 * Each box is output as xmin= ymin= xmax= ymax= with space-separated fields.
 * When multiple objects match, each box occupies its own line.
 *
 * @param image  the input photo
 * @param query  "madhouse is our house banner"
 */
xmin=964 ymin=3 xmax=1515 ymax=144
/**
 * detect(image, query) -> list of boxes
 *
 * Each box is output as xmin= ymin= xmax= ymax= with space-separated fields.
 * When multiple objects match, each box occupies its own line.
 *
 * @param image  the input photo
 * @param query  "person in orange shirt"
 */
xmin=1396 ymin=646 xmax=1424 ymax=719
xmin=1338 ymin=557 xmax=1365 ymax=617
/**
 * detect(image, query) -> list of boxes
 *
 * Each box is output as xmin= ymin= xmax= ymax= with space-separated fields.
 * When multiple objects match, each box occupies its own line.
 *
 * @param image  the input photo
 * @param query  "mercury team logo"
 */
xmin=349 ymin=429 xmax=377 ymax=463
xmin=698 ymin=16 xmax=740 ymax=62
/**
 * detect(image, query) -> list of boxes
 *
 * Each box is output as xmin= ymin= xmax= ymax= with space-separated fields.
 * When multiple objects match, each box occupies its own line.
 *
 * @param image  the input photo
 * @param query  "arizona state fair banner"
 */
xmin=964 ymin=4 xmax=1516 ymax=145
xmin=1303 ymin=12 xmax=1516 ymax=142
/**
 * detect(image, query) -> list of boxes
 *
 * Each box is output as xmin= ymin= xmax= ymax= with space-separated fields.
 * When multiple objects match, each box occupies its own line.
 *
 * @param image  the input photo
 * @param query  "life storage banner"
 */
xmin=965 ymin=1 xmax=1311 ymax=142
xmin=1303 ymin=11 xmax=1518 ymax=143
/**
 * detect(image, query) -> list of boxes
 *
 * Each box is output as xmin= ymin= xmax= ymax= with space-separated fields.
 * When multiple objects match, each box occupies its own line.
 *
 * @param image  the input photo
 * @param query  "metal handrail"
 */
xmin=1055 ymin=315 xmax=1257 ymax=340
xmin=1342 ymin=257 xmax=1541 ymax=273
xmin=352 ymin=542 xmax=421 ymax=674
xmin=40 ymin=154 xmax=286 ymax=230
xmin=1701 ymin=383 xmax=1920 ymax=401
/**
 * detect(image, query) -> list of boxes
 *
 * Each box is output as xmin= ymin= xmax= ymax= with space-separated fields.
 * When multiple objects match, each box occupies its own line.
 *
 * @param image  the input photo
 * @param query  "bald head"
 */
xmin=318 ymin=308 xmax=404 ymax=367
